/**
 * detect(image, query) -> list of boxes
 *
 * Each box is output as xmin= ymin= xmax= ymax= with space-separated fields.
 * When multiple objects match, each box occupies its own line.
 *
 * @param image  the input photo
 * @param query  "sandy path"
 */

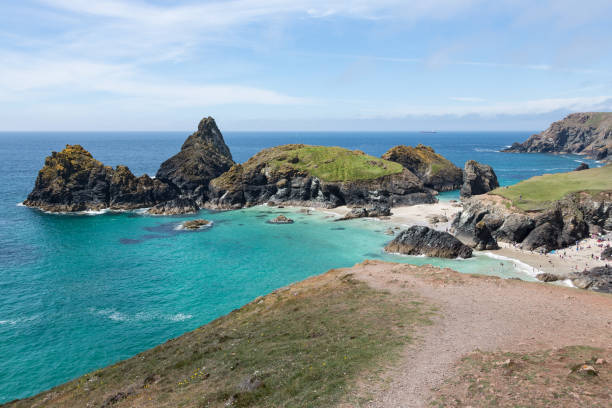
xmin=340 ymin=261 xmax=612 ymax=408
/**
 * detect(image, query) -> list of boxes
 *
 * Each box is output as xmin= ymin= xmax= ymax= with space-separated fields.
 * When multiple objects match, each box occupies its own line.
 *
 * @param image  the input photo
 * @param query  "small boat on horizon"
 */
xmin=419 ymin=130 xmax=438 ymax=134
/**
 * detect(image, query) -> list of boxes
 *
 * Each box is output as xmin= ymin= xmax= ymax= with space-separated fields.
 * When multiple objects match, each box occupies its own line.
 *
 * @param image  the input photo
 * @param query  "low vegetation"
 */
xmin=6 ymin=271 xmax=432 ymax=408
xmin=429 ymin=346 xmax=611 ymax=407
xmin=490 ymin=164 xmax=612 ymax=211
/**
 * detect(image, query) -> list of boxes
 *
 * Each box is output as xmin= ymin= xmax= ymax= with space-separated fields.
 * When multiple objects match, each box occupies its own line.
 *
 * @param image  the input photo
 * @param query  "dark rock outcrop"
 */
xmin=24 ymin=145 xmax=178 ymax=212
xmin=382 ymin=144 xmax=463 ymax=191
xmin=574 ymin=162 xmax=589 ymax=171
xmin=452 ymin=193 xmax=612 ymax=252
xmin=336 ymin=204 xmax=391 ymax=220
xmin=207 ymin=145 xmax=437 ymax=209
xmin=385 ymin=225 xmax=473 ymax=259
xmin=148 ymin=197 xmax=199 ymax=215
xmin=536 ymin=273 xmax=560 ymax=282
xmin=156 ymin=117 xmax=234 ymax=204
xmin=569 ymin=265 xmax=612 ymax=293
xmin=602 ymin=247 xmax=612 ymax=261
xmin=182 ymin=219 xmax=212 ymax=230
xmin=268 ymin=215 xmax=294 ymax=224
xmin=503 ymin=112 xmax=612 ymax=161
xmin=474 ymin=220 xmax=499 ymax=250
xmin=460 ymin=160 xmax=499 ymax=197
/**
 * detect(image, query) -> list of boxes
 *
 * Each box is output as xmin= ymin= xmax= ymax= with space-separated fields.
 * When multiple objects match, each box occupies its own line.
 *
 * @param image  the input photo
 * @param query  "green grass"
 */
xmin=490 ymin=164 xmax=612 ymax=211
xmin=6 ymin=271 xmax=432 ymax=408
xmin=271 ymin=145 xmax=403 ymax=182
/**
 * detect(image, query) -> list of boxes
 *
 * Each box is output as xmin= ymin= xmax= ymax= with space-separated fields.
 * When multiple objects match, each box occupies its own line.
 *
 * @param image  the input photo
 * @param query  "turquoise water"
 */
xmin=0 ymin=131 xmax=601 ymax=402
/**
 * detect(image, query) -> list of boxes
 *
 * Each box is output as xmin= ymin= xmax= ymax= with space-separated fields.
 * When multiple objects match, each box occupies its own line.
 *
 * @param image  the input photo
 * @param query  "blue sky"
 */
xmin=1 ymin=0 xmax=612 ymax=131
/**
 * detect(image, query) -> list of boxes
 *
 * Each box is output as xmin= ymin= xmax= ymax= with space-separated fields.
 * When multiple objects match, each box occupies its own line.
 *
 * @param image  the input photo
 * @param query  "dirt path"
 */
xmin=341 ymin=261 xmax=612 ymax=408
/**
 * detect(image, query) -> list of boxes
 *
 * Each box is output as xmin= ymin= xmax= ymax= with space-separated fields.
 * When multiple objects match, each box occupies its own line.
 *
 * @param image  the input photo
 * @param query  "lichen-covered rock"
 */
xmin=148 ymin=197 xmax=199 ymax=215
xmin=156 ymin=117 xmax=234 ymax=203
xmin=382 ymin=144 xmax=463 ymax=191
xmin=385 ymin=225 xmax=473 ymax=259
xmin=24 ymin=145 xmax=178 ymax=212
xmin=460 ymin=160 xmax=499 ymax=197
xmin=536 ymin=273 xmax=560 ymax=282
xmin=207 ymin=145 xmax=436 ymax=209
xmin=503 ymin=112 xmax=612 ymax=161
xmin=182 ymin=219 xmax=212 ymax=230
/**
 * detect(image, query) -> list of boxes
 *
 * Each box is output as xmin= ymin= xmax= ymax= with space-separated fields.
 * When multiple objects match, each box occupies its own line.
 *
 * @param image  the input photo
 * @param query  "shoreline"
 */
xmin=302 ymin=201 xmax=610 ymax=280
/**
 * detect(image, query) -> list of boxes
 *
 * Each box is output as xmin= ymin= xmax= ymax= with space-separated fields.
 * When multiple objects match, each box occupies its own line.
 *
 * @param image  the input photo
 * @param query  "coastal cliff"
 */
xmin=23 ymin=145 xmax=178 ymax=212
xmin=452 ymin=165 xmax=612 ymax=252
xmin=503 ymin=112 xmax=612 ymax=160
xmin=381 ymin=144 xmax=463 ymax=192
xmin=207 ymin=144 xmax=437 ymax=209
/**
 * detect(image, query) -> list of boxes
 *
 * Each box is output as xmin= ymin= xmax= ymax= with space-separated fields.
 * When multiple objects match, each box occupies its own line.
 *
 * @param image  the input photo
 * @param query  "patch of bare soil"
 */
xmin=340 ymin=260 xmax=612 ymax=408
xmin=430 ymin=346 xmax=611 ymax=407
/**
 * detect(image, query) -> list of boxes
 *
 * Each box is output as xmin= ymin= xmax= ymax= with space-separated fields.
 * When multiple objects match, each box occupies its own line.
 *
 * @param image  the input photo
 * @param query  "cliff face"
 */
xmin=207 ymin=144 xmax=436 ymax=209
xmin=381 ymin=144 xmax=463 ymax=192
xmin=503 ymin=112 xmax=612 ymax=160
xmin=156 ymin=117 xmax=235 ymax=203
xmin=452 ymin=192 xmax=612 ymax=252
xmin=24 ymin=145 xmax=178 ymax=212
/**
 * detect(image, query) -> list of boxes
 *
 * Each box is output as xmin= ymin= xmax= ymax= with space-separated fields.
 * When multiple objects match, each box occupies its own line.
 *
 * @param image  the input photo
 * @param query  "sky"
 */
xmin=1 ymin=0 xmax=612 ymax=131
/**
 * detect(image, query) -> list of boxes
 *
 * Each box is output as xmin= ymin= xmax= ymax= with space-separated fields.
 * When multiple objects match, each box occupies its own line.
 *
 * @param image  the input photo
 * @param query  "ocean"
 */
xmin=0 ymin=131 xmax=600 ymax=403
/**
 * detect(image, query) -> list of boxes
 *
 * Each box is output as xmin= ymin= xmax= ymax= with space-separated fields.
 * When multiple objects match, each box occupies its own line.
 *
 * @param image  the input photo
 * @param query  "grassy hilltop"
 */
xmin=490 ymin=164 xmax=612 ymax=211
xmin=215 ymin=144 xmax=404 ymax=185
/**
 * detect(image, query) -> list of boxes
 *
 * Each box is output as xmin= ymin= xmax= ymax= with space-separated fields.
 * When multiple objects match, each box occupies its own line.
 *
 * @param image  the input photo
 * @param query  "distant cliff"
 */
xmin=503 ymin=112 xmax=612 ymax=160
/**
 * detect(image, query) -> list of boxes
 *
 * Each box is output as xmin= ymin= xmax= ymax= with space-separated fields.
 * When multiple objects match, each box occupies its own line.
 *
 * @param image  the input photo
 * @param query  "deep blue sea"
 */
xmin=0 ymin=131 xmax=601 ymax=403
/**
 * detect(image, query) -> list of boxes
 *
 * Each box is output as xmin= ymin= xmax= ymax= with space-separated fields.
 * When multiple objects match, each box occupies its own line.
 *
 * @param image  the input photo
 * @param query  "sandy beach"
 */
xmin=306 ymin=202 xmax=611 ymax=279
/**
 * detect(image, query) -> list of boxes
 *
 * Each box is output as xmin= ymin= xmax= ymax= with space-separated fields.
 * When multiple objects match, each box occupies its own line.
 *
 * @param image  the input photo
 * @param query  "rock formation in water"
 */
xmin=460 ymin=160 xmax=499 ymax=197
xmin=24 ymin=145 xmax=178 ymax=212
xmin=452 ymin=192 xmax=612 ymax=252
xmin=207 ymin=144 xmax=437 ymax=209
xmin=574 ymin=162 xmax=589 ymax=171
xmin=156 ymin=117 xmax=235 ymax=204
xmin=503 ymin=112 xmax=612 ymax=161
xmin=336 ymin=204 xmax=391 ymax=221
xmin=382 ymin=144 xmax=463 ymax=192
xmin=385 ymin=225 xmax=473 ymax=259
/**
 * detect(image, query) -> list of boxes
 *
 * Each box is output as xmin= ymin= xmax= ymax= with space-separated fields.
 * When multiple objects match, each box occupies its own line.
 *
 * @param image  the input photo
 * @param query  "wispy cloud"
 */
xmin=450 ymin=97 xmax=486 ymax=102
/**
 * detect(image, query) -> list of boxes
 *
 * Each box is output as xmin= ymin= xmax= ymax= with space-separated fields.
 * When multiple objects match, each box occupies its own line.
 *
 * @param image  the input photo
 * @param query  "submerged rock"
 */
xmin=460 ymin=160 xmax=499 ymax=197
xmin=24 ymin=145 xmax=178 ymax=212
xmin=385 ymin=225 xmax=473 ymax=259
xmin=382 ymin=144 xmax=463 ymax=191
xmin=182 ymin=219 xmax=213 ymax=230
xmin=156 ymin=117 xmax=234 ymax=204
xmin=268 ymin=215 xmax=294 ymax=224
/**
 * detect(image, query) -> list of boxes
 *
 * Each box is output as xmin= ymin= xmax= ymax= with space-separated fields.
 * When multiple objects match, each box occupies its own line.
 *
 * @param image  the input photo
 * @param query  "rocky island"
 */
xmin=25 ymin=117 xmax=478 ymax=214
xmin=503 ymin=112 xmax=612 ymax=161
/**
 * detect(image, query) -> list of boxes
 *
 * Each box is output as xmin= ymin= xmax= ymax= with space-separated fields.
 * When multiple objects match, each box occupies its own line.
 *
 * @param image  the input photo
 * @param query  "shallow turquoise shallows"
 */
xmin=0 ymin=131 xmax=600 ymax=402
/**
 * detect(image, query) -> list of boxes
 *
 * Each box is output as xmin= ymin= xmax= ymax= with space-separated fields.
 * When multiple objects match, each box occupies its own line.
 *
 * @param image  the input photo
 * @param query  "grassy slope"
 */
xmin=252 ymin=144 xmax=403 ymax=182
xmin=490 ymin=164 xmax=612 ymax=211
xmin=5 ymin=270 xmax=431 ymax=408
xmin=430 ymin=346 xmax=611 ymax=407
